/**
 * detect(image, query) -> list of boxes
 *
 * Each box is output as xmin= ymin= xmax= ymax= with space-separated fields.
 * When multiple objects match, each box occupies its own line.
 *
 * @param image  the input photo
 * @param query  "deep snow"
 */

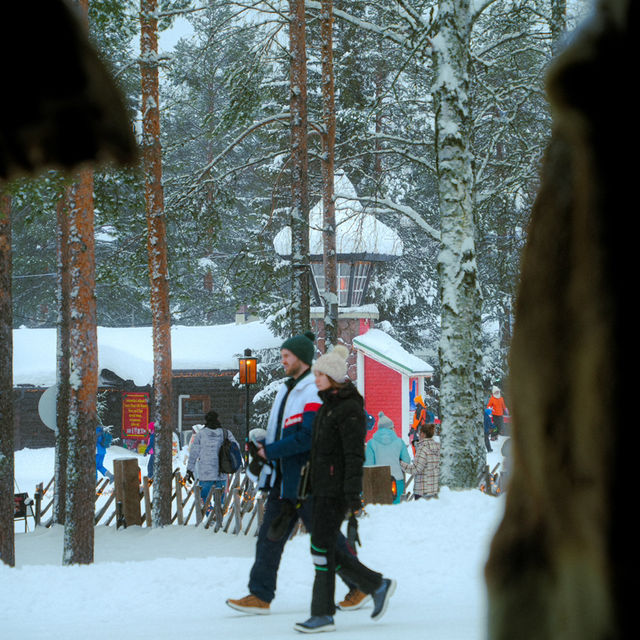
xmin=3 ymin=442 xmax=508 ymax=639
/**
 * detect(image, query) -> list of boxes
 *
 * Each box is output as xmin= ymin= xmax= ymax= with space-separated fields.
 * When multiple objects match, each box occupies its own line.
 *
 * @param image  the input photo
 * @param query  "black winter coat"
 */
xmin=309 ymin=381 xmax=366 ymax=498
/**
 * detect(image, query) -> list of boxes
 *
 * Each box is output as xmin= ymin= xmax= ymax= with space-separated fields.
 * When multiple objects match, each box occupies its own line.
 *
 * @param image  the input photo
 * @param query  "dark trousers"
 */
xmin=493 ymin=414 xmax=505 ymax=435
xmin=248 ymin=487 xmax=357 ymax=603
xmin=310 ymin=496 xmax=382 ymax=616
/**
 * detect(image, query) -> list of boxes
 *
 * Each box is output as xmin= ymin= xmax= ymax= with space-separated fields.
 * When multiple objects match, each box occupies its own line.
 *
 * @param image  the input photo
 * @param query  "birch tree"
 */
xmin=432 ymin=0 xmax=485 ymax=487
xmin=0 ymin=188 xmax=14 ymax=567
xmin=140 ymin=0 xmax=173 ymax=526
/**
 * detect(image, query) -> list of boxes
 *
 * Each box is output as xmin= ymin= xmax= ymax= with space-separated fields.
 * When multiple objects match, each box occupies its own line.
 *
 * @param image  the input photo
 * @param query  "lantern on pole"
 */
xmin=238 ymin=348 xmax=258 ymax=464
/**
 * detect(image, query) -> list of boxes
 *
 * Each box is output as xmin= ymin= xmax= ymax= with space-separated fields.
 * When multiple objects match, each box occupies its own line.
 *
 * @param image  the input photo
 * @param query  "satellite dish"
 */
xmin=38 ymin=385 xmax=57 ymax=433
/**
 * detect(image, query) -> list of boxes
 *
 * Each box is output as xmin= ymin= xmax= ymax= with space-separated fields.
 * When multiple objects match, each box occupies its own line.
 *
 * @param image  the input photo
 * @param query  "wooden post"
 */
xmin=183 ymin=485 xmax=196 ymax=525
xmin=142 ymin=478 xmax=152 ymax=526
xmin=113 ymin=458 xmax=142 ymax=527
xmin=174 ymin=472 xmax=183 ymax=525
xmin=94 ymin=493 xmax=115 ymax=525
xmin=362 ymin=466 xmax=394 ymax=505
xmin=206 ymin=488 xmax=224 ymax=532
xmin=34 ymin=483 xmax=43 ymax=527
xmin=194 ymin=486 xmax=203 ymax=526
xmin=232 ymin=488 xmax=243 ymax=534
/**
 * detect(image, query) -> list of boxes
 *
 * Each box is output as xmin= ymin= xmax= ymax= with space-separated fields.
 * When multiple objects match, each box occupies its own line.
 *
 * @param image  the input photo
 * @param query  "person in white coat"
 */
xmin=185 ymin=410 xmax=238 ymax=504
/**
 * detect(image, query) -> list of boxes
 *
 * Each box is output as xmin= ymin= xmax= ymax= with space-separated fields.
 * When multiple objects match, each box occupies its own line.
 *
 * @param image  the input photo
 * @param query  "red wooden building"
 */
xmin=353 ymin=328 xmax=434 ymax=444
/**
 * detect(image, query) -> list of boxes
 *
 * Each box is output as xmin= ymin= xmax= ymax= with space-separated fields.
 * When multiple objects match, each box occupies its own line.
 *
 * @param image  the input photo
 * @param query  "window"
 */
xmin=310 ymin=261 xmax=372 ymax=307
xmin=350 ymin=262 xmax=370 ymax=306
xmin=180 ymin=395 xmax=210 ymax=431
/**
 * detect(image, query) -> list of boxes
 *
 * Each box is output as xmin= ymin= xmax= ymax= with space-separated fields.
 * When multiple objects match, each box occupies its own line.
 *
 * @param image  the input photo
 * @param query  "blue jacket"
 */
xmin=484 ymin=408 xmax=494 ymax=434
xmin=259 ymin=370 xmax=321 ymax=501
xmin=96 ymin=424 xmax=113 ymax=456
xmin=96 ymin=426 xmax=110 ymax=455
xmin=364 ymin=426 xmax=410 ymax=480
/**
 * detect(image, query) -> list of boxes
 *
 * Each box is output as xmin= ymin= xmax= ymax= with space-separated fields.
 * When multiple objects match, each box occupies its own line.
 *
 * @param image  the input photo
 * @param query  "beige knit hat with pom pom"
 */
xmin=312 ymin=344 xmax=350 ymax=382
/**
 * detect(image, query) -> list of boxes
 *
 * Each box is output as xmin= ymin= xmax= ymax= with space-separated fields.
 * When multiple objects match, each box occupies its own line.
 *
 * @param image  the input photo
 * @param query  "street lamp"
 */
xmin=238 ymin=348 xmax=258 ymax=465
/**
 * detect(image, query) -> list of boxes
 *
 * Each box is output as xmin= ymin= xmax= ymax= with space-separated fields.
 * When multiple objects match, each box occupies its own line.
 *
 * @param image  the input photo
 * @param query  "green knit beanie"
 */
xmin=281 ymin=330 xmax=316 ymax=365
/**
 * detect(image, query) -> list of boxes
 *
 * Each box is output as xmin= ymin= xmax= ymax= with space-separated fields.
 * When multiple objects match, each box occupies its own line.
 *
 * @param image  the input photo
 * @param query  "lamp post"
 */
xmin=238 ymin=348 xmax=257 ymax=465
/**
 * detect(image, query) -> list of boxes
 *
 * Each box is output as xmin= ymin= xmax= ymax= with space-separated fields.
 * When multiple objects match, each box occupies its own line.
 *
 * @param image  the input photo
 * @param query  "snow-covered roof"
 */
xmin=353 ymin=328 xmax=433 ymax=376
xmin=273 ymin=171 xmax=403 ymax=259
xmin=13 ymin=322 xmax=282 ymax=388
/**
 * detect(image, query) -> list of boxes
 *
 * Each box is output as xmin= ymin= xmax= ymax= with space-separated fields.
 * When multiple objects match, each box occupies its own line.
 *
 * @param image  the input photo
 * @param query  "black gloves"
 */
xmin=185 ymin=469 xmax=194 ymax=485
xmin=347 ymin=513 xmax=361 ymax=549
xmin=248 ymin=440 xmax=265 ymax=477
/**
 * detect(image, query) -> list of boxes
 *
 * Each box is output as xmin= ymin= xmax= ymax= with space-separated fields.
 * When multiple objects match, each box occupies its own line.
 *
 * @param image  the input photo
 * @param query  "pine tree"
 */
xmin=58 ymin=0 xmax=99 ymax=566
xmin=288 ymin=0 xmax=311 ymax=333
xmin=320 ymin=0 xmax=338 ymax=350
xmin=140 ymin=0 xmax=173 ymax=526
xmin=54 ymin=185 xmax=71 ymax=526
xmin=62 ymin=167 xmax=99 ymax=566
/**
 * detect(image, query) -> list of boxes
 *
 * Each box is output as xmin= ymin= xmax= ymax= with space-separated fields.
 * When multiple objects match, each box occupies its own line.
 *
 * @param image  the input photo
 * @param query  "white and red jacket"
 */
xmin=256 ymin=370 xmax=321 ymax=500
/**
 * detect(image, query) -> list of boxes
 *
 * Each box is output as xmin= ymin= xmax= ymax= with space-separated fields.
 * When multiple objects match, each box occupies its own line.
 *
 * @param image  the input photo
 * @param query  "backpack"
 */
xmin=219 ymin=429 xmax=242 ymax=474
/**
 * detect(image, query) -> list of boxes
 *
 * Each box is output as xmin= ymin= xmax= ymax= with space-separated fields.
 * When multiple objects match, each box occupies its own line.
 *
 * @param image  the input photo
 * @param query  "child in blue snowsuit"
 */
xmin=145 ymin=422 xmax=156 ymax=479
xmin=96 ymin=425 xmax=114 ymax=482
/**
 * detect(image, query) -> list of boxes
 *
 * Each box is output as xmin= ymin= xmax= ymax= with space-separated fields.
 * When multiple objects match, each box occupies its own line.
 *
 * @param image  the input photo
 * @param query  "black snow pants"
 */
xmin=309 ymin=496 xmax=383 ymax=616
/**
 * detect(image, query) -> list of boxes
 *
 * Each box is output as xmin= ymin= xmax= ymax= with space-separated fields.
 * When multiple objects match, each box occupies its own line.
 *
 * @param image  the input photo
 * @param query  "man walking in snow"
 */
xmin=226 ymin=332 xmax=367 ymax=616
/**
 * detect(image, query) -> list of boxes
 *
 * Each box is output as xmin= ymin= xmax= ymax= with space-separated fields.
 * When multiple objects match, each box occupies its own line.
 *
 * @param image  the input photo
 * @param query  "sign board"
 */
xmin=122 ymin=392 xmax=150 ymax=439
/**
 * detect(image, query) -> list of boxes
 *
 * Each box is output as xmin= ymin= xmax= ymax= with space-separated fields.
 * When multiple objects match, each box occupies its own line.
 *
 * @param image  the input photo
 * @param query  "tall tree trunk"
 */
xmin=62 ymin=0 xmax=98 ymax=566
xmin=289 ymin=0 xmax=311 ymax=333
xmin=140 ymin=0 xmax=173 ymax=526
xmin=320 ymin=0 xmax=338 ymax=350
xmin=54 ymin=187 xmax=71 ymax=526
xmin=62 ymin=169 xmax=98 ymax=565
xmin=433 ymin=0 xmax=485 ymax=488
xmin=0 ymin=188 xmax=15 ymax=567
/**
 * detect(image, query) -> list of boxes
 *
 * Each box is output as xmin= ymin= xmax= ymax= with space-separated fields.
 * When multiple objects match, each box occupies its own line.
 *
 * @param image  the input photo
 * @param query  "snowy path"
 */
xmin=2 ymin=446 xmax=507 ymax=639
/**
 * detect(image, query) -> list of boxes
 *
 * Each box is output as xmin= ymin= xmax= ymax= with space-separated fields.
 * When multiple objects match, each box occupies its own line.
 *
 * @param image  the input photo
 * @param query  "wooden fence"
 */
xmin=28 ymin=466 xmax=420 ymax=535
xmin=31 ymin=469 xmax=281 ymax=536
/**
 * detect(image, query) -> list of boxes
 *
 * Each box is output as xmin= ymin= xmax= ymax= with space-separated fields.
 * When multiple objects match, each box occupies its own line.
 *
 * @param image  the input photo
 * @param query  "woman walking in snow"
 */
xmin=294 ymin=345 xmax=395 ymax=634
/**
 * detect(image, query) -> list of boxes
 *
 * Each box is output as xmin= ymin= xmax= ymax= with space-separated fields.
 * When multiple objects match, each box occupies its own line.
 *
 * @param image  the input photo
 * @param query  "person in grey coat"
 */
xmin=185 ymin=410 xmax=239 ymax=503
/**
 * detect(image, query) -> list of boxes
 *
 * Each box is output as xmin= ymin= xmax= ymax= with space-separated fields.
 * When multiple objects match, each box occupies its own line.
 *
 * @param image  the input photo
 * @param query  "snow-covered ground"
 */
xmin=3 ymin=441 xmax=508 ymax=639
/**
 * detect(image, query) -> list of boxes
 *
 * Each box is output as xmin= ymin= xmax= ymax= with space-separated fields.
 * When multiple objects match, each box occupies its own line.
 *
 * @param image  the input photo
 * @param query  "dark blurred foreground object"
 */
xmin=485 ymin=1 xmax=633 ymax=639
xmin=0 ymin=0 xmax=137 ymax=179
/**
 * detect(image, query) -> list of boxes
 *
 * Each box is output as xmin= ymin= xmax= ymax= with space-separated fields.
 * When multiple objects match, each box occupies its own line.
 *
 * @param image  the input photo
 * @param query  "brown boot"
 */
xmin=336 ymin=588 xmax=371 ymax=611
xmin=226 ymin=594 xmax=271 ymax=614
